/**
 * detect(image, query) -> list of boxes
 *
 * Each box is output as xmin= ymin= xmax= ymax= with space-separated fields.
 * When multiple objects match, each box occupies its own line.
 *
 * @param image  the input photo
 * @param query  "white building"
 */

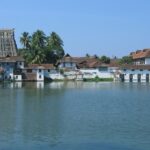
xmin=115 ymin=65 xmax=150 ymax=82
xmin=131 ymin=49 xmax=150 ymax=65
xmin=0 ymin=56 xmax=24 ymax=81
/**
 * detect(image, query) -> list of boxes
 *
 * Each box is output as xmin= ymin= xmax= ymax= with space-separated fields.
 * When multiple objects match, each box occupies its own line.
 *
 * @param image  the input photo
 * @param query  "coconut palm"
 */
xmin=20 ymin=32 xmax=31 ymax=49
xmin=31 ymin=48 xmax=46 ymax=64
xmin=47 ymin=32 xmax=64 ymax=59
xmin=32 ymin=30 xmax=46 ymax=49
xmin=48 ymin=32 xmax=63 ymax=47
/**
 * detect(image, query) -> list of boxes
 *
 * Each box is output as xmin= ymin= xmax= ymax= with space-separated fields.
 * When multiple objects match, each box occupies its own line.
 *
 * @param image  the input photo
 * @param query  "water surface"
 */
xmin=0 ymin=82 xmax=150 ymax=150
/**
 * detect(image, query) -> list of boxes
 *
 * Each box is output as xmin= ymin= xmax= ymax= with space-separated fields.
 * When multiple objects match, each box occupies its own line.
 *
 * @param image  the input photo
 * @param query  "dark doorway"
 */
xmin=120 ymin=74 xmax=125 ymax=82
xmin=129 ymin=74 xmax=133 ymax=82
xmin=146 ymin=74 xmax=149 ymax=82
xmin=138 ymin=74 xmax=141 ymax=82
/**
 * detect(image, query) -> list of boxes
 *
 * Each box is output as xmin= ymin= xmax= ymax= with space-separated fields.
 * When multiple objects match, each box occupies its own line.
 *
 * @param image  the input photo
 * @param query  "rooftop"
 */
xmin=27 ymin=64 xmax=55 ymax=70
xmin=0 ymin=56 xmax=24 ymax=62
xmin=131 ymin=49 xmax=150 ymax=59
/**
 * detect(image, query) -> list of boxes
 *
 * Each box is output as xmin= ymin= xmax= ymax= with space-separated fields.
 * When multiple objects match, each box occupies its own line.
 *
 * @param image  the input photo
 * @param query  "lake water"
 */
xmin=0 ymin=82 xmax=150 ymax=150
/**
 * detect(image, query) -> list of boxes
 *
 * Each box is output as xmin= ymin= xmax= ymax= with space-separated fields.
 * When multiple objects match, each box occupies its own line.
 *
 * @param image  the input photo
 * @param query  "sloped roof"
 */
xmin=59 ymin=55 xmax=121 ymax=68
xmin=131 ymin=49 xmax=150 ymax=59
xmin=0 ymin=56 xmax=25 ymax=62
xmin=27 ymin=64 xmax=55 ymax=69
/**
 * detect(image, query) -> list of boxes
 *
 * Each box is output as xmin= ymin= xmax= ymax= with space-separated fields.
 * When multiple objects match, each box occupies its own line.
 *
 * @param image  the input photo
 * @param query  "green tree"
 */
xmin=19 ymin=30 xmax=65 ymax=64
xmin=20 ymin=32 xmax=31 ymax=49
xmin=31 ymin=48 xmax=46 ymax=64
xmin=119 ymin=56 xmax=133 ymax=64
xmin=32 ymin=30 xmax=46 ymax=49
xmin=100 ymin=55 xmax=110 ymax=64
xmin=46 ymin=32 xmax=64 ymax=63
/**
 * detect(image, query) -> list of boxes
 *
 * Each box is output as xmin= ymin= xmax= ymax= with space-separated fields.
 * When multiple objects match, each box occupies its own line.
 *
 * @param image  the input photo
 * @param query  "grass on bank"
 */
xmin=83 ymin=76 xmax=114 ymax=82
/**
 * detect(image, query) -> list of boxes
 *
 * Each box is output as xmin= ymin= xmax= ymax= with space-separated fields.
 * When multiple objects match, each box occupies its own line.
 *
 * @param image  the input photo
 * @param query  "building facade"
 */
xmin=130 ymin=49 xmax=150 ymax=65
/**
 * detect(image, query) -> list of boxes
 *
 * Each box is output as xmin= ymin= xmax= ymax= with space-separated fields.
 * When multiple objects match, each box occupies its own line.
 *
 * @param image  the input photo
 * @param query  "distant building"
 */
xmin=0 ymin=56 xmax=25 ymax=81
xmin=0 ymin=29 xmax=17 ymax=57
xmin=130 ymin=49 xmax=150 ymax=65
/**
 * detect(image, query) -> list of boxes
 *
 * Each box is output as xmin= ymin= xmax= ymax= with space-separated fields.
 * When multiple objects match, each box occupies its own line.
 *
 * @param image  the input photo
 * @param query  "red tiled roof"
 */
xmin=59 ymin=56 xmax=121 ymax=68
xmin=131 ymin=49 xmax=150 ymax=59
xmin=77 ymin=58 xmax=101 ymax=68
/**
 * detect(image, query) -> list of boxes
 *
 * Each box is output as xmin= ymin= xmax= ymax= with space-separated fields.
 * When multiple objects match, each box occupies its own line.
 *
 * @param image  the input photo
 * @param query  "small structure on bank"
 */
xmin=22 ymin=64 xmax=59 ymax=81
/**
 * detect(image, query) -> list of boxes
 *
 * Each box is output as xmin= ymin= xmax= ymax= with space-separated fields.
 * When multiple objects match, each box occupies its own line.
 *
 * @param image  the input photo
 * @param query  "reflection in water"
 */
xmin=0 ymin=82 xmax=150 ymax=150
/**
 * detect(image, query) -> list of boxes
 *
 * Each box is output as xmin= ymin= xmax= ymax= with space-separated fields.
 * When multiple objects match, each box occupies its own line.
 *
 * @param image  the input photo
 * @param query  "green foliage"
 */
xmin=20 ymin=32 xmax=31 ymax=49
xmin=20 ymin=30 xmax=64 ymax=64
xmin=119 ymin=56 xmax=133 ymax=64
xmin=83 ymin=76 xmax=113 ymax=82
xmin=45 ymin=32 xmax=64 ymax=64
xmin=31 ymin=30 xmax=46 ymax=49
xmin=59 ymin=69 xmax=64 ymax=74
xmin=100 ymin=55 xmax=110 ymax=64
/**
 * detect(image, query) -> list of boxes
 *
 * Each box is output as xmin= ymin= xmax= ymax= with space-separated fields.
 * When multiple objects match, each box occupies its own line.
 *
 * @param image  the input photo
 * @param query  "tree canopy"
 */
xmin=100 ymin=55 xmax=110 ymax=64
xmin=119 ymin=56 xmax=133 ymax=64
xmin=19 ymin=30 xmax=65 ymax=64
xmin=20 ymin=32 xmax=31 ymax=49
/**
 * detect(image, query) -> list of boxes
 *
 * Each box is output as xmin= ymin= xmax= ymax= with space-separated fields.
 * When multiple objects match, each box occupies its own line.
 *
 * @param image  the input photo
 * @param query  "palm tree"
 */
xmin=32 ymin=30 xmax=46 ymax=49
xmin=20 ymin=32 xmax=31 ymax=49
xmin=47 ymin=32 xmax=64 ymax=62
xmin=100 ymin=55 xmax=110 ymax=64
xmin=48 ymin=32 xmax=64 ymax=48
xmin=31 ymin=48 xmax=46 ymax=64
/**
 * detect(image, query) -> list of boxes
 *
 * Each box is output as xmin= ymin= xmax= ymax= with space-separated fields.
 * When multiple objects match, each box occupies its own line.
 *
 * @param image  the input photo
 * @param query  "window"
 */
xmin=99 ymin=67 xmax=108 ymax=71
xmin=140 ymin=69 xmax=143 ymax=71
xmin=123 ymin=69 xmax=126 ymax=71
xmin=16 ymin=76 xmax=18 ymax=79
xmin=39 ymin=69 xmax=41 ymax=73
xmin=19 ymin=62 xmax=22 ymax=65
xmin=131 ymin=69 xmax=135 ymax=71
xmin=48 ymin=69 xmax=50 ymax=72
xmin=39 ymin=75 xmax=42 ymax=79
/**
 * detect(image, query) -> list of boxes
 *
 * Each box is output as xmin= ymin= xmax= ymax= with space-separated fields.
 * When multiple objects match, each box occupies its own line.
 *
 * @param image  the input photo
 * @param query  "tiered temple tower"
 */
xmin=0 ymin=29 xmax=17 ymax=57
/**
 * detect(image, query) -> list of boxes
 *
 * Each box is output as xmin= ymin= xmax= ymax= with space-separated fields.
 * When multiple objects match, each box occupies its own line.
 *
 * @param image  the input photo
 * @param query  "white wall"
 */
xmin=32 ymin=69 xmax=44 ymax=81
xmin=145 ymin=58 xmax=150 ymax=64
xmin=59 ymin=62 xmax=76 ymax=69
xmin=80 ymin=68 xmax=113 ymax=79
xmin=120 ymin=69 xmax=150 ymax=82
xmin=14 ymin=75 xmax=22 ymax=81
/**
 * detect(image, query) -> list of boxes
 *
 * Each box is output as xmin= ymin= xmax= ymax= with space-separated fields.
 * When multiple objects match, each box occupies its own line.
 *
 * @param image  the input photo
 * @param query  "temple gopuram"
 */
xmin=0 ymin=29 xmax=17 ymax=57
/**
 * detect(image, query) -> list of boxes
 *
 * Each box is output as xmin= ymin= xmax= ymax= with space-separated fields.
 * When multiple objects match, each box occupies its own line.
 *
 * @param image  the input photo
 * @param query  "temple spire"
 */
xmin=0 ymin=29 xmax=17 ymax=57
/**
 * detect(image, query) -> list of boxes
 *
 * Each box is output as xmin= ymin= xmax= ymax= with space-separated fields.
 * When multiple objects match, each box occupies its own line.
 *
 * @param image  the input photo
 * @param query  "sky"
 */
xmin=0 ymin=0 xmax=150 ymax=58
